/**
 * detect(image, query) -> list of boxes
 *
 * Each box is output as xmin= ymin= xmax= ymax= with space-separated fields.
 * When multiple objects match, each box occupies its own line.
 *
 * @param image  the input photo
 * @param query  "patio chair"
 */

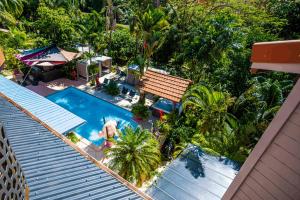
xmin=129 ymin=90 xmax=136 ymax=98
xmin=103 ymin=78 xmax=110 ymax=85
xmin=121 ymin=87 xmax=129 ymax=96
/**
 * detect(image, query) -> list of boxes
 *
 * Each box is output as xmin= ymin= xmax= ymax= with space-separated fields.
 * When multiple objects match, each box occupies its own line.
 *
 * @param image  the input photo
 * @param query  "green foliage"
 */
xmin=1 ymin=0 xmax=298 ymax=166
xmin=77 ymin=10 xmax=105 ymax=52
xmin=131 ymin=103 xmax=150 ymax=120
xmin=3 ymin=48 xmax=24 ymax=71
xmin=88 ymin=64 xmax=99 ymax=75
xmin=108 ymin=29 xmax=136 ymax=65
xmin=264 ymin=0 xmax=300 ymax=39
xmin=0 ymin=0 xmax=25 ymax=25
xmin=232 ymin=76 xmax=292 ymax=149
xmin=43 ymin=0 xmax=87 ymax=11
xmin=34 ymin=4 xmax=79 ymax=47
xmin=66 ymin=132 xmax=80 ymax=144
xmin=104 ymin=80 xmax=120 ymax=96
xmin=129 ymin=7 xmax=170 ymax=73
xmin=105 ymin=127 xmax=161 ymax=187
xmin=183 ymin=84 xmax=235 ymax=135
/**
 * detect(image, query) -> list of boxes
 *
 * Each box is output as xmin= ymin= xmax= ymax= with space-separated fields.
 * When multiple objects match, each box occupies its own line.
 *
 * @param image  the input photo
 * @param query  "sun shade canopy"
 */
xmin=140 ymin=69 xmax=192 ymax=103
xmin=250 ymin=40 xmax=300 ymax=74
xmin=147 ymin=144 xmax=240 ymax=200
xmin=16 ymin=44 xmax=82 ymax=67
xmin=0 ymin=75 xmax=85 ymax=134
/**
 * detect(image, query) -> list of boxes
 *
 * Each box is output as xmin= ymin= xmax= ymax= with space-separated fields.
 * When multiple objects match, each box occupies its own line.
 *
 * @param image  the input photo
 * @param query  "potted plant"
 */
xmin=104 ymin=80 xmax=120 ymax=96
xmin=132 ymin=103 xmax=150 ymax=122
xmin=88 ymin=64 xmax=100 ymax=86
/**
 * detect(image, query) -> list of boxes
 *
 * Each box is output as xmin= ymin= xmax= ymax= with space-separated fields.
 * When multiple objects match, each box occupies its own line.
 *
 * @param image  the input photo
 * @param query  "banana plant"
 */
xmin=0 ymin=0 xmax=25 ymax=25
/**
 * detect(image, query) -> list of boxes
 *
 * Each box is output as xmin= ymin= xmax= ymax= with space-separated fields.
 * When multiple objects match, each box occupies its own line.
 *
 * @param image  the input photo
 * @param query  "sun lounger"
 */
xmin=129 ymin=90 xmax=136 ymax=97
xmin=121 ymin=87 xmax=129 ymax=95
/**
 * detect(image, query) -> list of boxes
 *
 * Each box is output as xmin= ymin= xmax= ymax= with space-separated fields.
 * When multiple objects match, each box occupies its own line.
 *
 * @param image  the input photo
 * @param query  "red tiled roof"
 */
xmin=0 ymin=49 xmax=5 ymax=67
xmin=140 ymin=69 xmax=192 ymax=103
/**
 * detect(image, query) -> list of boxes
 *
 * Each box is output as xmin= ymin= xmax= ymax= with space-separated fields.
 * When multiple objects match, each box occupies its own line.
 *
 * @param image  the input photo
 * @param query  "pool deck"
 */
xmin=25 ymin=73 xmax=157 ymax=161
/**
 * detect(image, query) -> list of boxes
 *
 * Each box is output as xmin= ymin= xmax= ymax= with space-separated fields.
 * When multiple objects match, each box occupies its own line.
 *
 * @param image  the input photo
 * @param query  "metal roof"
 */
xmin=0 ymin=96 xmax=143 ymax=200
xmin=147 ymin=144 xmax=240 ymax=200
xmin=0 ymin=75 xmax=85 ymax=134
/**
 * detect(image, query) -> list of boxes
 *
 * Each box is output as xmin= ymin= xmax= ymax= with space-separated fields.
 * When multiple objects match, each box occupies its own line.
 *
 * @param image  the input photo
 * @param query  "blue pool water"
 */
xmin=152 ymin=98 xmax=176 ymax=113
xmin=47 ymin=87 xmax=138 ymax=146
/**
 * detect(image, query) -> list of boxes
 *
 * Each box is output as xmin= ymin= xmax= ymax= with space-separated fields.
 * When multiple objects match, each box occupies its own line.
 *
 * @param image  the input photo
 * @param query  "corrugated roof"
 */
xmin=147 ymin=144 xmax=240 ymax=200
xmin=140 ymin=70 xmax=192 ymax=103
xmin=0 ymin=96 xmax=144 ymax=200
xmin=0 ymin=76 xmax=85 ymax=134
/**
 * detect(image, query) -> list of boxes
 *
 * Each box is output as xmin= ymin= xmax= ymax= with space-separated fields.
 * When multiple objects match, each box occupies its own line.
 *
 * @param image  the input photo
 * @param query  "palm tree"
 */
xmin=233 ymin=77 xmax=289 ymax=148
xmin=105 ymin=127 xmax=161 ymax=187
xmin=105 ymin=0 xmax=116 ymax=53
xmin=0 ymin=0 xmax=24 ymax=25
xmin=182 ymin=84 xmax=235 ymax=135
xmin=129 ymin=8 xmax=170 ymax=74
xmin=78 ymin=10 xmax=105 ymax=51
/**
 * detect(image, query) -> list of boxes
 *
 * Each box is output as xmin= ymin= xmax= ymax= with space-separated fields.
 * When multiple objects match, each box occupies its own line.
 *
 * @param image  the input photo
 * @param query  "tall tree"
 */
xmin=105 ymin=127 xmax=161 ymax=187
xmin=130 ymin=7 xmax=170 ymax=75
xmin=183 ymin=84 xmax=235 ymax=135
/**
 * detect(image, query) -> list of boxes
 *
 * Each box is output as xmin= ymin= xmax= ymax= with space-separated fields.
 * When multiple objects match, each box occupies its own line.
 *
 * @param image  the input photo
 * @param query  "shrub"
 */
xmin=104 ymin=80 xmax=119 ymax=96
xmin=105 ymin=127 xmax=161 ymax=187
xmin=109 ymin=29 xmax=136 ymax=65
xmin=66 ymin=132 xmax=80 ymax=143
xmin=132 ymin=103 xmax=150 ymax=120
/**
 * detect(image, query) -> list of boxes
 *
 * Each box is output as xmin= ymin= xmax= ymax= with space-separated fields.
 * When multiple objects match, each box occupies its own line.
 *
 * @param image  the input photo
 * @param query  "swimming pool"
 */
xmin=47 ymin=87 xmax=138 ymax=146
xmin=152 ymin=98 xmax=176 ymax=114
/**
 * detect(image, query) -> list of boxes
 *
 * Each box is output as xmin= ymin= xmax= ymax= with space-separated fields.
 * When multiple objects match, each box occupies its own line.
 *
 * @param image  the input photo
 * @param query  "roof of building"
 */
xmin=147 ymin=144 xmax=240 ymax=200
xmin=140 ymin=70 xmax=192 ymax=103
xmin=223 ymin=40 xmax=300 ymax=200
xmin=0 ymin=96 xmax=144 ymax=200
xmin=0 ymin=49 xmax=5 ymax=67
xmin=0 ymin=76 xmax=86 ymax=134
xmin=250 ymin=40 xmax=300 ymax=74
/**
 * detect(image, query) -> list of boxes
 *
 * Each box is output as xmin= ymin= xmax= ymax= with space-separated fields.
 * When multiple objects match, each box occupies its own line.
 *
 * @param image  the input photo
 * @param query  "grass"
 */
xmin=66 ymin=132 xmax=80 ymax=144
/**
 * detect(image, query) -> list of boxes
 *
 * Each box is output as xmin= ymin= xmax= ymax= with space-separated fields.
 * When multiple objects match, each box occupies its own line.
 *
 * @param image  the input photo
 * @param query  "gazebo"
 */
xmin=140 ymin=69 xmax=192 ymax=115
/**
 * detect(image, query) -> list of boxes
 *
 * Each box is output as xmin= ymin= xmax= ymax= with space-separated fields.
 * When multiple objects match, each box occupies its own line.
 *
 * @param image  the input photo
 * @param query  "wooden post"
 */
xmin=25 ymin=185 xmax=30 ymax=200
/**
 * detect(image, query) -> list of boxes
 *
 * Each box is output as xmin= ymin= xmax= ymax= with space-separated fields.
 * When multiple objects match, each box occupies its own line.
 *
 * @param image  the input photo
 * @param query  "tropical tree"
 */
xmin=182 ymin=84 xmax=235 ymax=135
xmin=34 ymin=4 xmax=80 ymax=47
xmin=105 ymin=127 xmax=161 ymax=187
xmin=130 ymin=7 xmax=170 ymax=75
xmin=43 ymin=0 xmax=86 ymax=10
xmin=105 ymin=0 xmax=116 ymax=53
xmin=77 ymin=10 xmax=105 ymax=52
xmin=233 ymin=76 xmax=293 ymax=148
xmin=0 ymin=0 xmax=25 ymax=25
